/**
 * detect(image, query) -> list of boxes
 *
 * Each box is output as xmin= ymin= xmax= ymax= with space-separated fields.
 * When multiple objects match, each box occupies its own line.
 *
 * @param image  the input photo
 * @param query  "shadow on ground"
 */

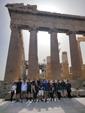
xmin=0 ymin=98 xmax=85 ymax=113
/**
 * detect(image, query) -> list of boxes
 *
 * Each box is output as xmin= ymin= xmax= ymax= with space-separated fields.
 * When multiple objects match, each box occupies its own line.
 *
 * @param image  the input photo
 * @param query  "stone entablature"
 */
xmin=6 ymin=4 xmax=85 ymax=34
xmin=6 ymin=3 xmax=37 ymax=11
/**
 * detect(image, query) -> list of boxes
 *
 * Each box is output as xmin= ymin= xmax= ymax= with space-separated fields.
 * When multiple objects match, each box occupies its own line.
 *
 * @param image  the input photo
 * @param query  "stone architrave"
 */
xmin=4 ymin=25 xmax=25 ymax=82
xmin=50 ymin=30 xmax=60 ymax=80
xmin=28 ymin=27 xmax=39 ymax=80
xmin=69 ymin=31 xmax=81 ymax=79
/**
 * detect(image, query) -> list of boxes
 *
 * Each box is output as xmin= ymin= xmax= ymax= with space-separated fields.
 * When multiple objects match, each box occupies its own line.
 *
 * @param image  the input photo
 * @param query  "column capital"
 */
xmin=49 ymin=28 xmax=58 ymax=34
xmin=67 ymin=30 xmax=76 ymax=35
xmin=29 ymin=26 xmax=38 ymax=32
xmin=10 ymin=23 xmax=20 ymax=30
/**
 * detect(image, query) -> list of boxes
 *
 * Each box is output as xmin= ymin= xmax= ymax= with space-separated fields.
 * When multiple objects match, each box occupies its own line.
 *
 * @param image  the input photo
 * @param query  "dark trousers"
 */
xmin=10 ymin=91 xmax=14 ymax=101
xmin=49 ymin=92 xmax=54 ymax=100
xmin=67 ymin=90 xmax=71 ymax=98
xmin=57 ymin=92 xmax=61 ymax=100
xmin=33 ymin=92 xmax=37 ymax=101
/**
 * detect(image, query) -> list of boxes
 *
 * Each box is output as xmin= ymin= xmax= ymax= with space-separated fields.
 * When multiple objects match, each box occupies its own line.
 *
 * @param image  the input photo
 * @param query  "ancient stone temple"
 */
xmin=4 ymin=3 xmax=85 ymax=82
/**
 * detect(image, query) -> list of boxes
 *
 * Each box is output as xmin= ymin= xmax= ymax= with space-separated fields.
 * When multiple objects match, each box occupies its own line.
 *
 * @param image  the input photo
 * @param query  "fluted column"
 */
xmin=28 ymin=27 xmax=39 ymax=80
xmin=77 ymin=41 xmax=83 ymax=65
xmin=4 ymin=24 xmax=25 ymax=82
xmin=50 ymin=29 xmax=60 ymax=80
xmin=69 ymin=31 xmax=81 ymax=79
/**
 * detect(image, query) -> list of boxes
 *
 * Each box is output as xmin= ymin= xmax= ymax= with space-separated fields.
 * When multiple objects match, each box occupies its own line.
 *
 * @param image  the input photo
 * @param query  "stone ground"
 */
xmin=0 ymin=98 xmax=85 ymax=113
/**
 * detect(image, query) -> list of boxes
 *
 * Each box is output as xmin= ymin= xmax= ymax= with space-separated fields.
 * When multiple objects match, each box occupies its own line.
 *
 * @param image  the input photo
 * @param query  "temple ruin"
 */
xmin=4 ymin=3 xmax=85 ymax=82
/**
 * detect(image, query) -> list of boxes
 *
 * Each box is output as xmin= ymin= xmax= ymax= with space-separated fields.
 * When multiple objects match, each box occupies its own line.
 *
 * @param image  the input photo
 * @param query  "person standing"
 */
xmin=27 ymin=79 xmax=31 ymax=101
xmin=16 ymin=78 xmax=22 ymax=102
xmin=66 ymin=80 xmax=72 ymax=98
xmin=43 ymin=80 xmax=49 ymax=102
xmin=10 ymin=82 xmax=16 ymax=101
xmin=37 ymin=82 xmax=44 ymax=102
xmin=21 ymin=79 xmax=27 ymax=102
xmin=31 ymin=81 xmax=37 ymax=102
xmin=49 ymin=81 xmax=54 ymax=101
xmin=56 ymin=80 xmax=62 ymax=100
xmin=61 ymin=80 xmax=67 ymax=97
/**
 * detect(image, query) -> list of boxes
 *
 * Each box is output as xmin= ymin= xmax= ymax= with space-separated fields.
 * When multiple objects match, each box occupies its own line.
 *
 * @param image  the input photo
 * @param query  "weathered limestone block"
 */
xmin=0 ymin=81 xmax=11 ymax=99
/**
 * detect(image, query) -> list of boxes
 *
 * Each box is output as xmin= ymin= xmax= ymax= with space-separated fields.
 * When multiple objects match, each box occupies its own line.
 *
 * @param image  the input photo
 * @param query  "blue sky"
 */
xmin=0 ymin=0 xmax=85 ymax=80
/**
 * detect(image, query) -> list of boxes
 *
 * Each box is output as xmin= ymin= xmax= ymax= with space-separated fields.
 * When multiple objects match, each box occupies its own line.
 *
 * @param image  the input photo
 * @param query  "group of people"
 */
xmin=10 ymin=79 xmax=72 ymax=102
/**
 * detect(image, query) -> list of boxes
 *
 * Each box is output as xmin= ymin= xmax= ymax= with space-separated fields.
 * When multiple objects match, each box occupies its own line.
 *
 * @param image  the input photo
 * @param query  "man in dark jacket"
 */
xmin=16 ymin=78 xmax=22 ymax=101
xmin=66 ymin=80 xmax=71 ymax=98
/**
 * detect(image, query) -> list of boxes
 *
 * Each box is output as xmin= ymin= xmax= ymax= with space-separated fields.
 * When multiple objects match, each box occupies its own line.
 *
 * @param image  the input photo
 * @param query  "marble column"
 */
xmin=77 ymin=42 xmax=83 ymax=66
xmin=69 ymin=31 xmax=81 ymax=79
xmin=4 ymin=24 xmax=25 ymax=82
xmin=28 ymin=27 xmax=39 ymax=80
xmin=50 ymin=29 xmax=60 ymax=80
